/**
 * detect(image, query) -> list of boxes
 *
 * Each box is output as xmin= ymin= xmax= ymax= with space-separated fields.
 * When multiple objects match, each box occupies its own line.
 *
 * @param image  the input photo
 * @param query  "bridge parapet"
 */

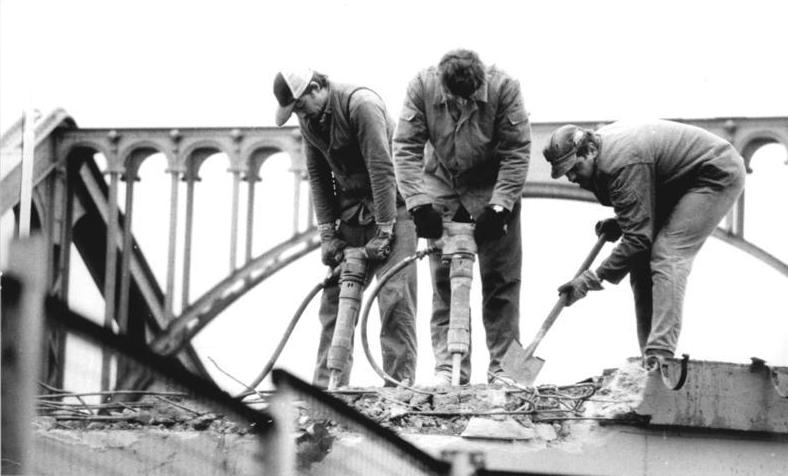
xmin=56 ymin=125 xmax=304 ymax=178
xmin=2 ymin=112 xmax=787 ymax=395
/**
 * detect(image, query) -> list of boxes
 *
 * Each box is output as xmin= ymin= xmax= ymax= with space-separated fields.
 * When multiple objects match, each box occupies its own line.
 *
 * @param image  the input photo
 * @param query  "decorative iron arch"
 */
xmin=739 ymin=132 xmax=788 ymax=172
xmin=182 ymin=145 xmax=227 ymax=181
xmin=118 ymin=140 xmax=173 ymax=175
xmin=63 ymin=141 xmax=113 ymax=167
xmin=241 ymin=130 xmax=304 ymax=175
xmin=179 ymin=139 xmax=229 ymax=177
xmin=244 ymin=146 xmax=285 ymax=181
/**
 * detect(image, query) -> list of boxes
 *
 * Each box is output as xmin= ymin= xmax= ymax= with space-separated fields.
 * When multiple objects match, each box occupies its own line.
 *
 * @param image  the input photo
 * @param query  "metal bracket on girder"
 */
xmin=749 ymin=357 xmax=788 ymax=399
xmin=770 ymin=369 xmax=788 ymax=399
xmin=659 ymin=353 xmax=689 ymax=391
xmin=440 ymin=449 xmax=486 ymax=474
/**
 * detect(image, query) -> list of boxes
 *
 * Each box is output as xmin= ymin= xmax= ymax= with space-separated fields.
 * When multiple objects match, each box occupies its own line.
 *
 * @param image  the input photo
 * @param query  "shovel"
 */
xmin=501 ymin=233 xmax=608 ymax=386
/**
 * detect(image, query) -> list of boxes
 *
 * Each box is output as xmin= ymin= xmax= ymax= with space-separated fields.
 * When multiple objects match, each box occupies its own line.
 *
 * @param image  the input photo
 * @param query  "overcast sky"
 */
xmin=1 ymin=0 xmax=787 ymax=392
xmin=2 ymin=0 xmax=788 ymax=129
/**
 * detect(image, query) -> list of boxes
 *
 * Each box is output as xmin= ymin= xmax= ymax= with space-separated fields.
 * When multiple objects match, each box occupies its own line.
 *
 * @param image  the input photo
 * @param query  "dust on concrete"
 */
xmin=35 ymin=393 xmax=255 ymax=435
xmin=583 ymin=359 xmax=648 ymax=419
xmin=32 ymin=361 xmax=648 ymax=471
xmin=307 ymin=360 xmax=648 ymax=451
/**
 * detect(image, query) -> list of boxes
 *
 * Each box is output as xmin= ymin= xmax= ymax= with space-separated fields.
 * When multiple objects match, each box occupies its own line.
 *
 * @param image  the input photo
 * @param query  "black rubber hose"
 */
xmin=360 ymin=247 xmax=443 ymax=395
xmin=237 ymin=268 xmax=339 ymax=398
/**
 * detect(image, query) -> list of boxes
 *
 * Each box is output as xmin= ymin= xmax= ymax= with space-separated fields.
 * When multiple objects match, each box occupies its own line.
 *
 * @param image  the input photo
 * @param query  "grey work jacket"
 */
xmin=299 ymin=82 xmax=399 ymax=226
xmin=592 ymin=119 xmax=745 ymax=283
xmin=393 ymin=65 xmax=531 ymax=219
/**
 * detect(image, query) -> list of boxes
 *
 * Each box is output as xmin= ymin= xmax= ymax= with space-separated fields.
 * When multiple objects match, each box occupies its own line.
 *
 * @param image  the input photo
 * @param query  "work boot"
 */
xmin=421 ymin=372 xmax=452 ymax=388
xmin=418 ymin=371 xmax=468 ymax=388
xmin=643 ymin=350 xmax=674 ymax=372
xmin=488 ymin=372 xmax=517 ymax=386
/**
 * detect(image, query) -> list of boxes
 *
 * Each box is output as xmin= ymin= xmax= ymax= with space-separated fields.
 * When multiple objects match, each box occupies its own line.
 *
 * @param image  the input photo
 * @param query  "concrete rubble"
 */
xmin=29 ymin=358 xmax=788 ymax=475
xmin=30 ymin=364 xmax=631 ymax=474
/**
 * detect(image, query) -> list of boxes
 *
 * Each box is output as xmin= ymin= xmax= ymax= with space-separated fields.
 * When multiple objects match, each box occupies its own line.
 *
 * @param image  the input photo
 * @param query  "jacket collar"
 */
xmin=438 ymin=77 xmax=489 ymax=105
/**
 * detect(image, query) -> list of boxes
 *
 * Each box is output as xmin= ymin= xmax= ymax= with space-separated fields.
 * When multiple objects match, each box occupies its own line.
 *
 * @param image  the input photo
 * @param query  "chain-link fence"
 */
xmin=2 ymin=238 xmax=580 ymax=476
xmin=2 ymin=266 xmax=277 ymax=475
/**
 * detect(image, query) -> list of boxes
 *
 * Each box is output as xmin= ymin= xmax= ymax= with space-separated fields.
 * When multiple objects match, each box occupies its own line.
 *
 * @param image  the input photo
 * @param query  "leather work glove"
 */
xmin=595 ymin=217 xmax=622 ymax=242
xmin=318 ymin=224 xmax=346 ymax=267
xmin=365 ymin=224 xmax=394 ymax=261
xmin=474 ymin=205 xmax=510 ymax=244
xmin=410 ymin=205 xmax=443 ymax=239
xmin=557 ymin=270 xmax=603 ymax=306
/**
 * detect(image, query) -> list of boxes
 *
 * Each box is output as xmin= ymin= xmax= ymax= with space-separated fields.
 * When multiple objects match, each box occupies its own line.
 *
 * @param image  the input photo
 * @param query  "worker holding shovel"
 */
xmin=543 ymin=119 xmax=745 ymax=370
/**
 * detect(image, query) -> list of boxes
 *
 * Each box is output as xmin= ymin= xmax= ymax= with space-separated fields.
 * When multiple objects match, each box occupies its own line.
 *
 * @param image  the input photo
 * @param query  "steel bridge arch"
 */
xmin=160 ymin=185 xmax=788 ymax=356
xmin=153 ymin=228 xmax=320 ymax=355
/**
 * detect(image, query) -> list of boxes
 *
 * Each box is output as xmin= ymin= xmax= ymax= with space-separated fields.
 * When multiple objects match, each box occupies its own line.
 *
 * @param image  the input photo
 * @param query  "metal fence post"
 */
xmin=1 ymin=237 xmax=47 ymax=475
xmin=265 ymin=388 xmax=296 ymax=476
xmin=441 ymin=450 xmax=485 ymax=476
xmin=18 ymin=109 xmax=37 ymax=239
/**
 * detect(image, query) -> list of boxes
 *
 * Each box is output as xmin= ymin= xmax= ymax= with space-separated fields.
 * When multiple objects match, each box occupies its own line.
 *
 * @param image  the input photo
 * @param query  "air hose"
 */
xmin=237 ymin=267 xmax=339 ymax=399
xmin=239 ymin=248 xmax=442 ymax=398
xmin=359 ymin=247 xmax=444 ymax=395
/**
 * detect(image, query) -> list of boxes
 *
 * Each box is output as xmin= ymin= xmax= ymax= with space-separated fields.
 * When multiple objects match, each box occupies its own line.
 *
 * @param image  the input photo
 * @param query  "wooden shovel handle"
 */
xmin=522 ymin=234 xmax=608 ymax=358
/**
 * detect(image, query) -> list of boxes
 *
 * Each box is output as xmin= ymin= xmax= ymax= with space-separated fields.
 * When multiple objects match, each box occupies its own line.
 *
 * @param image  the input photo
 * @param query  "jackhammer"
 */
xmin=327 ymin=247 xmax=369 ymax=390
xmin=359 ymin=247 xmax=440 ymax=394
xmin=358 ymin=223 xmax=477 ymax=389
xmin=441 ymin=222 xmax=477 ymax=386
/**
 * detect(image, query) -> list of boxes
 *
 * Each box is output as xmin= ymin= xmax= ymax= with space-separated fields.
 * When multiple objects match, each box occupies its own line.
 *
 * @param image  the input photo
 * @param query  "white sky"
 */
xmin=1 ymin=0 xmax=787 ymax=392
xmin=2 ymin=0 xmax=788 ymax=129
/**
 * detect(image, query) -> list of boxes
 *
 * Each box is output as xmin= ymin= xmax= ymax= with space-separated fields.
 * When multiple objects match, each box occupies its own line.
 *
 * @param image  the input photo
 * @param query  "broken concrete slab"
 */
xmin=29 ymin=357 xmax=788 ymax=476
xmin=584 ymin=359 xmax=648 ymax=419
xmin=634 ymin=358 xmax=788 ymax=433
xmin=33 ymin=429 xmax=266 ymax=475
xmin=461 ymin=417 xmax=535 ymax=440
xmin=534 ymin=423 xmax=558 ymax=441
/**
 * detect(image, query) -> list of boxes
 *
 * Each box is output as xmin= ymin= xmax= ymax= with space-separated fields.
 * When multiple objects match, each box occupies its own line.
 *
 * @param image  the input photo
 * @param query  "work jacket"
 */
xmin=393 ymin=65 xmax=531 ymax=219
xmin=299 ymin=82 xmax=399 ymax=226
xmin=592 ymin=119 xmax=745 ymax=283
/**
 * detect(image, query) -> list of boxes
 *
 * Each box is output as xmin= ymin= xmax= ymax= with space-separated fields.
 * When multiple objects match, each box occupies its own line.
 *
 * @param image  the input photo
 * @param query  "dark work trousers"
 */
xmin=428 ymin=201 xmax=522 ymax=383
xmin=312 ymin=205 xmax=418 ymax=388
xmin=629 ymin=158 xmax=745 ymax=356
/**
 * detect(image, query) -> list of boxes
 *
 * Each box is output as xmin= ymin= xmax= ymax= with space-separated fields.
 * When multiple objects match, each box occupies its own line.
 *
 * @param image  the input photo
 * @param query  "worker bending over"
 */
xmin=393 ymin=49 xmax=531 ymax=385
xmin=543 ymin=119 xmax=745 ymax=370
xmin=273 ymin=68 xmax=418 ymax=387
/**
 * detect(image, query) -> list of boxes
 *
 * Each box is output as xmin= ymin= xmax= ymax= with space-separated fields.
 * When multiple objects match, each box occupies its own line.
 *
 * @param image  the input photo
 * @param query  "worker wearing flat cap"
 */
xmin=273 ymin=68 xmax=418 ymax=388
xmin=543 ymin=119 xmax=745 ymax=370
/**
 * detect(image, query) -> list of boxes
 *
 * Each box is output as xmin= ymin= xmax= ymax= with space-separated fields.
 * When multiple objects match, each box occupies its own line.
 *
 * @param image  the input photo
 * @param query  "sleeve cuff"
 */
xmin=317 ymin=223 xmax=336 ymax=233
xmin=404 ymin=193 xmax=433 ymax=212
xmin=376 ymin=221 xmax=395 ymax=234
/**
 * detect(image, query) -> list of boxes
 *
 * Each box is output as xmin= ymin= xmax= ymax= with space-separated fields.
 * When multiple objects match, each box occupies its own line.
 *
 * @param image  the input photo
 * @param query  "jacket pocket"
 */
xmin=423 ymin=142 xmax=438 ymax=174
xmin=399 ymin=105 xmax=421 ymax=124
xmin=507 ymin=110 xmax=528 ymax=126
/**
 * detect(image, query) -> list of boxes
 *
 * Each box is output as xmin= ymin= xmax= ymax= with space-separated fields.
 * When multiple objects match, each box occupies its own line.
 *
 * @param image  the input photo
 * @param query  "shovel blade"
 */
xmin=500 ymin=340 xmax=545 ymax=387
